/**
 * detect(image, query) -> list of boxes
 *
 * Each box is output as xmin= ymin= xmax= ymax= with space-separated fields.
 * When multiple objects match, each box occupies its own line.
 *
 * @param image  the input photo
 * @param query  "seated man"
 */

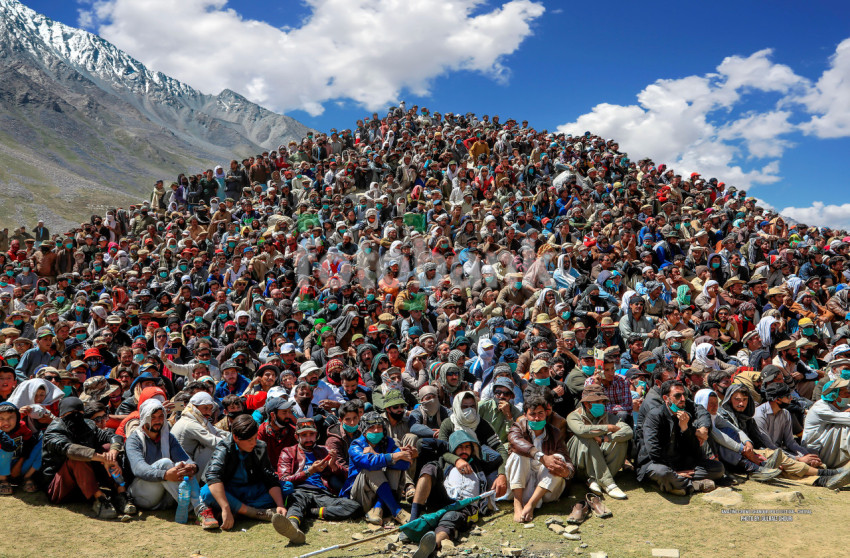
xmin=41 ymin=397 xmax=132 ymax=518
xmin=170 ymin=391 xmax=223 ymax=480
xmin=413 ymin=430 xmax=500 ymax=558
xmin=200 ymin=415 xmax=289 ymax=530
xmin=754 ymin=383 xmax=850 ymax=488
xmin=0 ymin=400 xmax=42 ymax=495
xmin=636 ymin=380 xmax=722 ymax=495
xmin=506 ymin=393 xmax=574 ymax=523
xmin=325 ymin=400 xmax=365 ymax=484
xmin=566 ymin=384 xmax=632 ymax=499
xmin=381 ymin=389 xmax=420 ymax=501
xmin=340 ymin=411 xmax=414 ymax=527
xmin=803 ymin=377 xmax=850 ymax=469
xmin=275 ymin=418 xmax=361 ymax=544
xmin=126 ymin=399 xmax=216 ymax=528
xmin=478 ymin=377 xmax=522 ymax=447
xmin=584 ymin=354 xmax=634 ymax=425
xmin=257 ymin=396 xmax=297 ymax=469
xmin=408 ymin=385 xmax=450 ymax=439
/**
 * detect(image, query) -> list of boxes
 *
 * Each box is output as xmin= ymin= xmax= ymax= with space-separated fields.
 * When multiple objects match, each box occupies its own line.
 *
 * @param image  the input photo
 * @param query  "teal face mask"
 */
xmin=674 ymin=223 xmax=681 ymax=230
xmin=528 ymin=419 xmax=547 ymax=431
xmin=514 ymin=282 xmax=523 ymax=290
xmin=637 ymin=380 xmax=647 ymax=390
xmin=76 ymin=333 xmax=86 ymax=341
xmin=159 ymin=272 xmax=168 ymax=278
xmin=329 ymin=303 xmax=338 ymax=311
xmin=670 ymin=402 xmax=683 ymax=413
xmin=645 ymin=362 xmax=657 ymax=372
xmin=134 ymin=354 xmax=144 ymax=362
xmin=56 ymin=296 xmax=65 ymax=304
xmin=683 ymin=295 xmax=691 ymax=305
xmin=581 ymin=365 xmax=595 ymax=376
xmin=76 ymin=305 xmax=85 ymax=313
xmin=219 ymin=313 xmax=228 ymax=321
xmin=802 ymin=327 xmax=814 ymax=336
xmin=342 ymin=423 xmax=359 ymax=434
xmin=670 ymin=342 xmax=682 ymax=351
xmin=364 ymin=247 xmax=372 ymax=254
xmin=508 ymin=362 xmax=517 ymax=373
xmin=604 ymin=279 xmax=614 ymax=289
xmin=366 ymin=294 xmax=375 ymax=302
xmin=254 ymin=304 xmax=263 ymax=312
xmin=36 ymin=301 xmax=44 ymax=307
xmin=711 ymin=262 xmax=721 ymax=269
xmin=376 ymin=203 xmax=383 ymax=210
xmin=62 ymin=385 xmax=74 ymax=396
xmin=589 ymin=403 xmax=606 ymax=418
xmin=194 ymin=316 xmax=203 ymax=324
xmin=6 ymin=358 xmax=18 ymax=367
xmin=840 ymin=370 xmax=850 ymax=381
xmin=179 ymin=265 xmax=188 ymax=272
xmin=365 ymin=432 xmax=384 ymax=444
xmin=533 ymin=377 xmax=551 ymax=386
xmin=562 ymin=311 xmax=571 ymax=320
xmin=12 ymin=320 xmax=22 ymax=327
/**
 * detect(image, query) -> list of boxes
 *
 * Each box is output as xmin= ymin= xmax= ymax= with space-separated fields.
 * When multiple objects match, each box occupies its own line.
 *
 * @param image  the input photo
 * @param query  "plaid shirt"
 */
xmin=584 ymin=374 xmax=632 ymax=415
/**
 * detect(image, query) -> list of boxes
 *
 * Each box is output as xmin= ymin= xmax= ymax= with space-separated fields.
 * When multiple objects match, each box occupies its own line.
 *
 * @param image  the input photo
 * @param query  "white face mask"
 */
xmin=461 ymin=408 xmax=477 ymax=422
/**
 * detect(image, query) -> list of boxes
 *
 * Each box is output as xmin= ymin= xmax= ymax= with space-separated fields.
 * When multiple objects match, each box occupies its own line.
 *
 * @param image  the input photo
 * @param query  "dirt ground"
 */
xmin=1 ymin=473 xmax=846 ymax=558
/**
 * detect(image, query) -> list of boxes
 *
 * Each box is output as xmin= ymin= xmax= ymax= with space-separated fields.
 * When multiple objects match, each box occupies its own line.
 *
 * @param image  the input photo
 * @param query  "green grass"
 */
xmin=0 ymin=472 xmax=847 ymax=558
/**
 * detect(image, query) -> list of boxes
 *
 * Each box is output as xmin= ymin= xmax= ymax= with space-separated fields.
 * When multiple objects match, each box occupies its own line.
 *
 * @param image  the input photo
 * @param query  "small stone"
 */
xmin=701 ymin=487 xmax=743 ymax=507
xmin=385 ymin=542 xmax=399 ymax=552
xmin=501 ymin=541 xmax=510 ymax=547
xmin=753 ymin=491 xmax=804 ymax=504
xmin=518 ymin=535 xmax=523 ymax=539
xmin=545 ymin=516 xmax=564 ymax=526
xmin=598 ymin=523 xmax=604 ymax=528
xmin=120 ymin=515 xmax=132 ymax=522
xmin=442 ymin=540 xmax=456 ymax=550
xmin=470 ymin=527 xmax=483 ymax=536
xmin=573 ymin=548 xmax=583 ymax=555
xmin=522 ymin=523 xmax=535 ymax=529
xmin=501 ymin=548 xmax=523 ymax=557
xmin=388 ymin=534 xmax=400 ymax=543
xmin=589 ymin=553 xmax=608 ymax=558
xmin=351 ymin=533 xmax=366 ymax=541
xmin=319 ymin=528 xmax=328 ymax=533
xmin=549 ymin=524 xmax=565 ymax=534
xmin=459 ymin=537 xmax=469 ymax=544
xmin=564 ymin=526 xmax=580 ymax=535
xmin=580 ymin=543 xmax=588 ymax=548
xmin=563 ymin=533 xmax=581 ymax=541
xmin=651 ymin=550 xmax=680 ymax=558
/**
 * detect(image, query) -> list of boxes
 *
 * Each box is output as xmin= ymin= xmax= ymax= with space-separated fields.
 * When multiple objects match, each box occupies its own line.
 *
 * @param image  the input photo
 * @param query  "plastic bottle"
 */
xmin=175 ymin=476 xmax=191 ymax=524
xmin=109 ymin=468 xmax=125 ymax=487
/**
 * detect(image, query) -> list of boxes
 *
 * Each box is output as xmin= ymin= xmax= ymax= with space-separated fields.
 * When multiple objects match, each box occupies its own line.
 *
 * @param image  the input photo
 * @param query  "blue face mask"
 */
xmin=495 ymin=328 xmax=504 ymax=334
xmin=637 ymin=380 xmax=647 ymax=390
xmin=802 ymin=327 xmax=814 ymax=336
xmin=670 ymin=342 xmax=682 ymax=351
xmin=581 ymin=365 xmax=595 ymax=376
xmin=528 ymin=419 xmax=547 ymax=430
xmin=366 ymin=294 xmax=375 ymax=302
xmin=343 ymin=423 xmax=359 ymax=434
xmin=670 ymin=402 xmax=683 ymax=413
xmin=514 ymin=282 xmax=523 ymax=290
xmin=711 ymin=262 xmax=721 ymax=269
xmin=329 ymin=303 xmax=338 ymax=311
xmin=56 ymin=296 xmax=65 ymax=304
xmin=589 ymin=403 xmax=606 ymax=418
xmin=604 ymin=279 xmax=614 ymax=289
xmin=455 ymin=330 xmax=465 ymax=338
xmin=533 ymin=377 xmax=551 ymax=386
xmin=645 ymin=362 xmax=657 ymax=373
xmin=508 ymin=362 xmax=517 ymax=373
xmin=365 ymin=432 xmax=384 ymax=444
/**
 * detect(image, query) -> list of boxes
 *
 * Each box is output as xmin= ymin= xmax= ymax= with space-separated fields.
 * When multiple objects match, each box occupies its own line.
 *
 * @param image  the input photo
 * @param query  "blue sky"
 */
xmin=25 ymin=0 xmax=850 ymax=226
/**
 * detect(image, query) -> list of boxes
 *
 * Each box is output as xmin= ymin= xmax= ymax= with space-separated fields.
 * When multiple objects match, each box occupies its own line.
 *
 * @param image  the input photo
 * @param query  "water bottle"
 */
xmin=175 ymin=476 xmax=191 ymax=524
xmin=109 ymin=468 xmax=125 ymax=487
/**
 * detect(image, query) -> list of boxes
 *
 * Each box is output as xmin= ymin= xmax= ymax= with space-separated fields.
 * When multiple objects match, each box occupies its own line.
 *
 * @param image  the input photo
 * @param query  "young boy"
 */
xmin=0 ymin=401 xmax=41 ymax=494
xmin=0 ymin=366 xmax=17 ymax=403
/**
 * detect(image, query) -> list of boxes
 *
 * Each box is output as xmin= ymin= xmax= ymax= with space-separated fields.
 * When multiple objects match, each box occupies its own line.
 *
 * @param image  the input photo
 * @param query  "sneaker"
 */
xmin=198 ymin=507 xmax=219 ymax=530
xmin=825 ymin=468 xmax=850 ymax=490
xmin=92 ymin=497 xmax=118 ymax=520
xmin=692 ymin=479 xmax=716 ymax=493
xmin=113 ymin=492 xmax=137 ymax=515
xmin=272 ymin=514 xmax=306 ymax=544
xmin=365 ymin=506 xmax=383 ymax=526
xmin=586 ymin=479 xmax=602 ymax=494
xmin=750 ymin=467 xmax=782 ymax=482
xmin=604 ymin=484 xmax=627 ymax=500
xmin=393 ymin=509 xmax=411 ymax=525
xmin=413 ymin=531 xmax=437 ymax=558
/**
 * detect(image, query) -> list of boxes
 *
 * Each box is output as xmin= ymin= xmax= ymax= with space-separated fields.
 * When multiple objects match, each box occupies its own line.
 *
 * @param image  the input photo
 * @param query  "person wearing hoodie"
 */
xmin=0 ymin=400 xmax=42 ymax=494
xmin=802 ymin=377 xmax=850 ymax=469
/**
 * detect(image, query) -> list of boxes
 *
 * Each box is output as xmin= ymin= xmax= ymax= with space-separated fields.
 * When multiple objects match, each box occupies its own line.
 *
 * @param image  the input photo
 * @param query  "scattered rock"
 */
xmin=351 ymin=533 xmax=366 ymax=541
xmin=523 ymin=523 xmax=535 ymax=529
xmin=385 ymin=542 xmax=399 ymax=551
xmin=549 ymin=524 xmax=565 ymax=534
xmin=753 ymin=491 xmax=804 ymax=504
xmin=589 ymin=553 xmax=608 ymax=558
xmin=502 ymin=548 xmax=523 ymax=557
xmin=501 ymin=541 xmax=510 ymax=547
xmin=564 ymin=526 xmax=580 ymax=534
xmin=442 ymin=540 xmax=456 ymax=550
xmin=651 ymin=550 xmax=680 ymax=558
xmin=388 ymin=534 xmax=400 ymax=543
xmin=518 ymin=535 xmax=523 ymax=539
xmin=701 ymin=487 xmax=743 ymax=507
xmin=563 ymin=533 xmax=581 ymax=541
xmin=319 ymin=528 xmax=328 ymax=533
xmin=470 ymin=527 xmax=483 ymax=536
xmin=545 ymin=517 xmax=564 ymax=526
xmin=580 ymin=543 xmax=588 ymax=548
xmin=459 ymin=537 xmax=469 ymax=544
xmin=573 ymin=547 xmax=583 ymax=554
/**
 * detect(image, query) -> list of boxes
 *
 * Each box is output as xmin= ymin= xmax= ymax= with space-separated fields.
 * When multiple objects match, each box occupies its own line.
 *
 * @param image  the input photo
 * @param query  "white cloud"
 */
xmin=780 ymin=202 xmax=850 ymax=230
xmin=557 ymin=49 xmax=811 ymax=188
xmin=798 ymin=38 xmax=850 ymax=138
xmin=84 ymin=0 xmax=545 ymax=115
xmin=77 ymin=8 xmax=94 ymax=29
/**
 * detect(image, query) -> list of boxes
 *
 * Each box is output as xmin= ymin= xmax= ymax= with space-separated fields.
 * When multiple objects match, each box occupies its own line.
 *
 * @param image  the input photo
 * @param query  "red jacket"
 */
xmin=257 ymin=421 xmax=297 ymax=470
xmin=277 ymin=443 xmax=346 ymax=493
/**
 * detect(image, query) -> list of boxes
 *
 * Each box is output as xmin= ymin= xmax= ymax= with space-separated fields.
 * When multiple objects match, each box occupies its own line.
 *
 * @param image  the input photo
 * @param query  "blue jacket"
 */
xmin=214 ymin=374 xmax=250 ymax=401
xmin=340 ymin=435 xmax=410 ymax=498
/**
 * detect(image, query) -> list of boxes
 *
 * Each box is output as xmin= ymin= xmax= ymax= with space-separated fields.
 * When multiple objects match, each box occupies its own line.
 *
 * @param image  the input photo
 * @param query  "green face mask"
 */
xmin=13 ymin=320 xmax=23 ymax=327
xmin=683 ymin=295 xmax=691 ymax=304
xmin=589 ymin=403 xmax=606 ymax=418
xmin=365 ymin=432 xmax=384 ymax=444
xmin=533 ymin=377 xmax=551 ymax=387
xmin=62 ymin=385 xmax=74 ymax=396
xmin=342 ymin=423 xmax=359 ymax=434
xmin=528 ymin=419 xmax=547 ymax=431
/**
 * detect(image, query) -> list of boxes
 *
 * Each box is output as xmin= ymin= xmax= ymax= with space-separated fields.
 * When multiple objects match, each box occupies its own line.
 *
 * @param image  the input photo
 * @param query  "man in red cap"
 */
xmin=84 ymin=348 xmax=111 ymax=379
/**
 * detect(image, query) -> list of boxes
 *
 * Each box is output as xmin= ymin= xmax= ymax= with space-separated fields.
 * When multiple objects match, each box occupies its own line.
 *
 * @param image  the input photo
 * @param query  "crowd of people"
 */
xmin=3 ymin=103 xmax=850 ymax=556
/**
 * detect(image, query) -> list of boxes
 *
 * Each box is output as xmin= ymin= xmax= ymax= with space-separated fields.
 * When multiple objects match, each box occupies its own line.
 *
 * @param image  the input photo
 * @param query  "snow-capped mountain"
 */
xmin=0 ymin=0 xmax=312 ymax=227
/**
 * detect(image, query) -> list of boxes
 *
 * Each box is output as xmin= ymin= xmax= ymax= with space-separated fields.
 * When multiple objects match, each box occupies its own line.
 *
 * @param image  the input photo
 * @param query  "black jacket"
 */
xmin=205 ymin=436 xmax=280 ymax=490
xmin=636 ymin=398 xmax=712 ymax=478
xmin=41 ymin=417 xmax=118 ymax=483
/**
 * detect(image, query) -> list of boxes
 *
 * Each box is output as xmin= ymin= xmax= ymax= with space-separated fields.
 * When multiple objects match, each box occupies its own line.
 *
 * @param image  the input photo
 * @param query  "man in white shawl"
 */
xmin=125 ymin=399 xmax=217 ymax=528
xmin=171 ymin=392 xmax=224 ymax=481
xmin=803 ymin=378 xmax=850 ymax=469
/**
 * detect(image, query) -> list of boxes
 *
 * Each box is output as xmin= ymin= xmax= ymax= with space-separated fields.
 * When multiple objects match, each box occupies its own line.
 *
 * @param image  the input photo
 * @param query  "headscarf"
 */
xmin=693 ymin=388 xmax=718 ymax=426
xmin=135 ymin=399 xmax=170 ymax=459
xmin=450 ymin=390 xmax=479 ymax=436
xmin=417 ymin=385 xmax=441 ymax=418
xmin=439 ymin=363 xmax=463 ymax=394
xmin=731 ymin=370 xmax=763 ymax=405
xmin=693 ymin=343 xmax=720 ymax=370
xmin=182 ymin=392 xmax=220 ymax=436
xmin=7 ymin=378 xmax=64 ymax=408
xmin=676 ymin=284 xmax=691 ymax=306
xmin=756 ymin=316 xmax=778 ymax=347
xmin=405 ymin=346 xmax=427 ymax=375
